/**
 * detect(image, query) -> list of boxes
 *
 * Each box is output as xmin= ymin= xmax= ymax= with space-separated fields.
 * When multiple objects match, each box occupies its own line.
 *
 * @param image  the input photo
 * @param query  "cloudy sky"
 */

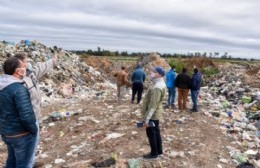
xmin=1 ymin=0 xmax=260 ymax=59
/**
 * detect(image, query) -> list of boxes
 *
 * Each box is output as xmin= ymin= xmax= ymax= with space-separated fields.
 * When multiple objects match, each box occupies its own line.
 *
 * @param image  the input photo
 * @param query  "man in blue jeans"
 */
xmin=165 ymin=66 xmax=176 ymax=110
xmin=191 ymin=68 xmax=202 ymax=112
xmin=0 ymin=57 xmax=38 ymax=168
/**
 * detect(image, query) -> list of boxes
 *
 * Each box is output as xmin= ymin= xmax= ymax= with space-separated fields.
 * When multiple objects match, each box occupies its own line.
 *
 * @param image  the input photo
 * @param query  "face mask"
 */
xmin=17 ymin=68 xmax=26 ymax=78
xmin=27 ymin=63 xmax=33 ymax=72
xmin=150 ymin=73 xmax=156 ymax=79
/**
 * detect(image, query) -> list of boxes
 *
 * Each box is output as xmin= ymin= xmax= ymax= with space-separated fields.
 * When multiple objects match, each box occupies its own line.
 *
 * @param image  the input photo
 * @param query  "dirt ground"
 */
xmin=0 ymin=96 xmax=238 ymax=168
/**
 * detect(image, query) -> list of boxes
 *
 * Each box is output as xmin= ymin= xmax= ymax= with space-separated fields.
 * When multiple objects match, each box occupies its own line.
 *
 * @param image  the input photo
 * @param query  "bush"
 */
xmin=168 ymin=59 xmax=185 ymax=73
xmin=201 ymin=67 xmax=220 ymax=76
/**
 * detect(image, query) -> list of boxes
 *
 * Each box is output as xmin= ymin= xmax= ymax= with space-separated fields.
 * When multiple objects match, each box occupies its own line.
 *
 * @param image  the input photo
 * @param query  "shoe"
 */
xmin=143 ymin=154 xmax=158 ymax=159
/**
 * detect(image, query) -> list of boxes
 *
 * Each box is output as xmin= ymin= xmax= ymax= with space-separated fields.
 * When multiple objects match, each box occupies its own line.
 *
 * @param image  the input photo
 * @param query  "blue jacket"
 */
xmin=166 ymin=69 xmax=176 ymax=88
xmin=131 ymin=66 xmax=146 ymax=84
xmin=191 ymin=72 xmax=202 ymax=91
xmin=0 ymin=75 xmax=37 ymax=135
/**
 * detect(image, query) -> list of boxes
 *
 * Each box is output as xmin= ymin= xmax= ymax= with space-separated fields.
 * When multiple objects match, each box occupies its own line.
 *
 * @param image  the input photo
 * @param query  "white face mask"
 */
xmin=150 ymin=73 xmax=156 ymax=79
xmin=17 ymin=68 xmax=26 ymax=78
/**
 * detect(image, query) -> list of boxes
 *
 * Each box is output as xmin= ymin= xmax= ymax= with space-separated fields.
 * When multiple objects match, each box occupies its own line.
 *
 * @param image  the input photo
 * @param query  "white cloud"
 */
xmin=1 ymin=0 xmax=260 ymax=58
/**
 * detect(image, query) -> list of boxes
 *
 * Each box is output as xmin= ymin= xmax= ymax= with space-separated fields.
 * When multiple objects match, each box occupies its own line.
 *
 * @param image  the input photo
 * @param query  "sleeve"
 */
xmin=34 ymin=59 xmax=54 ymax=80
xmin=14 ymin=86 xmax=38 ymax=134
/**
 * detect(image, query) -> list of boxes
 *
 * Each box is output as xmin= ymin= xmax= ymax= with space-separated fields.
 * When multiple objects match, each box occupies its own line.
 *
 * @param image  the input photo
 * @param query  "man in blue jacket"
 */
xmin=0 ymin=57 xmax=38 ymax=168
xmin=165 ymin=66 xmax=176 ymax=110
xmin=191 ymin=68 xmax=202 ymax=112
xmin=131 ymin=65 xmax=146 ymax=104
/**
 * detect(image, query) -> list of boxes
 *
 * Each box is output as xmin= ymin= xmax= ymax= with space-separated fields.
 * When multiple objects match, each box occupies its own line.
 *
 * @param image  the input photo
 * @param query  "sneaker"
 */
xmin=143 ymin=154 xmax=158 ymax=159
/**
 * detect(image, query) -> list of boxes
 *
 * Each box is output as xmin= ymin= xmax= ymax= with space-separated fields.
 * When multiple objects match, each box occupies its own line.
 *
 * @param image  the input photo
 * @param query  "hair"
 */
xmin=182 ymin=68 xmax=187 ymax=73
xmin=121 ymin=66 xmax=126 ymax=70
xmin=171 ymin=65 xmax=175 ymax=69
xmin=194 ymin=68 xmax=198 ymax=73
xmin=13 ymin=52 xmax=27 ymax=61
xmin=3 ymin=57 xmax=22 ymax=75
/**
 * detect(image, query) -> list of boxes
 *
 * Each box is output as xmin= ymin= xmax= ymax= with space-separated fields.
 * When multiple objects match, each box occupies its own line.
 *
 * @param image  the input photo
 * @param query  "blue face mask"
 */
xmin=27 ymin=63 xmax=33 ymax=72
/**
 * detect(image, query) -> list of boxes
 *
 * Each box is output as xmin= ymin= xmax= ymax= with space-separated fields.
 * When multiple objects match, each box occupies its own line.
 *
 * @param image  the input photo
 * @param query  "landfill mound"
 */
xmin=0 ymin=40 xmax=116 ymax=104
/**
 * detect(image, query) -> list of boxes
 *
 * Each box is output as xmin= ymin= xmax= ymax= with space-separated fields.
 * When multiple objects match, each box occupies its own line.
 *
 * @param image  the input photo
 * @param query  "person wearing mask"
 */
xmin=0 ymin=57 xmax=38 ymax=168
xmin=14 ymin=52 xmax=58 ymax=166
xmin=191 ymin=68 xmax=202 ymax=112
xmin=175 ymin=68 xmax=191 ymax=112
xmin=113 ymin=66 xmax=130 ymax=102
xmin=165 ymin=65 xmax=176 ymax=110
xmin=131 ymin=65 xmax=146 ymax=104
xmin=141 ymin=66 xmax=166 ymax=159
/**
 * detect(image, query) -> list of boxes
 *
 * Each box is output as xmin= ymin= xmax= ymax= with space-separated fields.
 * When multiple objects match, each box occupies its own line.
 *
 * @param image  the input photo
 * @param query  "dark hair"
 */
xmin=121 ymin=66 xmax=126 ymax=70
xmin=171 ymin=65 xmax=175 ymax=69
xmin=194 ymin=68 xmax=198 ymax=73
xmin=3 ymin=57 xmax=22 ymax=75
xmin=182 ymin=68 xmax=187 ymax=73
xmin=13 ymin=52 xmax=27 ymax=61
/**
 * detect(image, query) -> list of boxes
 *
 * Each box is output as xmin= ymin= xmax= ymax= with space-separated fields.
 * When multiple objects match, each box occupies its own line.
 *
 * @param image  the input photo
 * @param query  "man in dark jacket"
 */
xmin=175 ymin=68 xmax=191 ymax=112
xmin=131 ymin=65 xmax=146 ymax=104
xmin=191 ymin=68 xmax=202 ymax=112
xmin=0 ymin=57 xmax=38 ymax=168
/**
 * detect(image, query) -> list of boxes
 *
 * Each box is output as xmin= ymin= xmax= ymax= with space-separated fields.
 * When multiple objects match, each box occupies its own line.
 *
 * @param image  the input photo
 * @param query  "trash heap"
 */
xmin=0 ymin=40 xmax=116 ymax=105
xmin=199 ymin=65 xmax=260 ymax=167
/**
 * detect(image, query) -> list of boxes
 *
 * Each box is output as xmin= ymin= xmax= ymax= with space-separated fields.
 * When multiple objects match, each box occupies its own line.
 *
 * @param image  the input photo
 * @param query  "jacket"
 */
xmin=131 ymin=67 xmax=146 ymax=84
xmin=0 ymin=75 xmax=37 ymax=135
xmin=191 ymin=72 xmax=202 ymax=91
xmin=24 ymin=59 xmax=54 ymax=120
xmin=114 ymin=70 xmax=129 ymax=86
xmin=141 ymin=77 xmax=166 ymax=121
xmin=166 ymin=69 xmax=176 ymax=88
xmin=175 ymin=72 xmax=191 ymax=89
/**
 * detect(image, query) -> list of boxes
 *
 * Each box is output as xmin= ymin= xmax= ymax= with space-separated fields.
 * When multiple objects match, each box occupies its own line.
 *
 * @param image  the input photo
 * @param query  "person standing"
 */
xmin=175 ymin=68 xmax=191 ymax=112
xmin=131 ymin=65 xmax=146 ymax=104
xmin=165 ymin=65 xmax=176 ymax=110
xmin=0 ymin=57 xmax=38 ymax=168
xmin=113 ymin=66 xmax=129 ymax=102
xmin=191 ymin=68 xmax=202 ymax=112
xmin=141 ymin=66 xmax=166 ymax=159
xmin=14 ymin=52 xmax=58 ymax=166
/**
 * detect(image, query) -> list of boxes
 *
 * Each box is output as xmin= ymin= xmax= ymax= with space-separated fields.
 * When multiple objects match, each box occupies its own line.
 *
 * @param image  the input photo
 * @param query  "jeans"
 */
xmin=1 ymin=133 xmax=37 ymax=168
xmin=167 ymin=87 xmax=176 ymax=107
xmin=146 ymin=120 xmax=162 ymax=156
xmin=191 ymin=90 xmax=200 ymax=111
xmin=131 ymin=82 xmax=143 ymax=103
xmin=32 ymin=120 xmax=40 ymax=166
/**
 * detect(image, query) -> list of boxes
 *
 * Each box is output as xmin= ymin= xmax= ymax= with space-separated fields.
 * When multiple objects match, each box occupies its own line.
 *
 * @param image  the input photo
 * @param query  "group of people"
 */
xmin=0 ymin=52 xmax=58 ymax=167
xmin=114 ymin=64 xmax=202 ymax=159
xmin=0 ymin=52 xmax=202 ymax=167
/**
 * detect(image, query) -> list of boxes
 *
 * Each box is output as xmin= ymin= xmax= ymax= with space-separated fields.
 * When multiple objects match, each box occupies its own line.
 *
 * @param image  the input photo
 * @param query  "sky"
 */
xmin=1 ymin=0 xmax=260 ymax=59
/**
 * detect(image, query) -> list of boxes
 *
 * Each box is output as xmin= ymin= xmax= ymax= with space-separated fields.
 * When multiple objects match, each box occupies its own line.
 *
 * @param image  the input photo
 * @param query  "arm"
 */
xmin=15 ymin=86 xmax=37 ymax=134
xmin=34 ymin=59 xmax=55 ymax=80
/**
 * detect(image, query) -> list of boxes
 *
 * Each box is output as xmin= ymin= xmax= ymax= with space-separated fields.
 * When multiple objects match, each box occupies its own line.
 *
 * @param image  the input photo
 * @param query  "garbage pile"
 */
xmin=200 ymin=65 xmax=260 ymax=167
xmin=0 ymin=40 xmax=116 ymax=104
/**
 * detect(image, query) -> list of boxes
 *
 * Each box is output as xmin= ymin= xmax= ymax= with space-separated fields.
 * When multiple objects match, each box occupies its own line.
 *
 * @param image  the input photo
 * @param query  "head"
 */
xmin=3 ymin=57 xmax=26 ymax=79
xmin=121 ymin=66 xmax=126 ymax=70
xmin=182 ymin=68 xmax=187 ymax=73
xmin=194 ymin=68 xmax=198 ymax=73
xmin=13 ymin=52 xmax=32 ymax=71
xmin=136 ymin=64 xmax=141 ymax=69
xmin=171 ymin=65 xmax=175 ymax=70
xmin=151 ymin=66 xmax=165 ymax=79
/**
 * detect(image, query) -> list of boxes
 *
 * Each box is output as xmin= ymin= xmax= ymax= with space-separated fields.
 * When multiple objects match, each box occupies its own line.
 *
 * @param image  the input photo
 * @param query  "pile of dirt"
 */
xmin=84 ymin=56 xmax=113 ymax=74
xmin=182 ymin=57 xmax=216 ymax=71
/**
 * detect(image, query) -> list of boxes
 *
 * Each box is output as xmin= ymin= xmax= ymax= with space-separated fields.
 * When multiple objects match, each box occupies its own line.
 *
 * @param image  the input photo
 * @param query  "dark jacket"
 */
xmin=131 ymin=66 xmax=146 ymax=84
xmin=0 ymin=75 xmax=37 ymax=136
xmin=191 ymin=72 xmax=202 ymax=91
xmin=175 ymin=72 xmax=191 ymax=89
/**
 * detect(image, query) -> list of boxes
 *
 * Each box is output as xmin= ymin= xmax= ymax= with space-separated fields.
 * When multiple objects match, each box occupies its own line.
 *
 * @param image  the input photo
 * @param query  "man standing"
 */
xmin=14 ymin=52 xmax=58 ymax=166
xmin=131 ymin=65 xmax=146 ymax=104
xmin=175 ymin=68 xmax=191 ymax=112
xmin=0 ymin=57 xmax=38 ymax=168
xmin=113 ymin=66 xmax=129 ymax=102
xmin=165 ymin=65 xmax=176 ymax=110
xmin=191 ymin=68 xmax=202 ymax=112
xmin=141 ymin=66 xmax=166 ymax=159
